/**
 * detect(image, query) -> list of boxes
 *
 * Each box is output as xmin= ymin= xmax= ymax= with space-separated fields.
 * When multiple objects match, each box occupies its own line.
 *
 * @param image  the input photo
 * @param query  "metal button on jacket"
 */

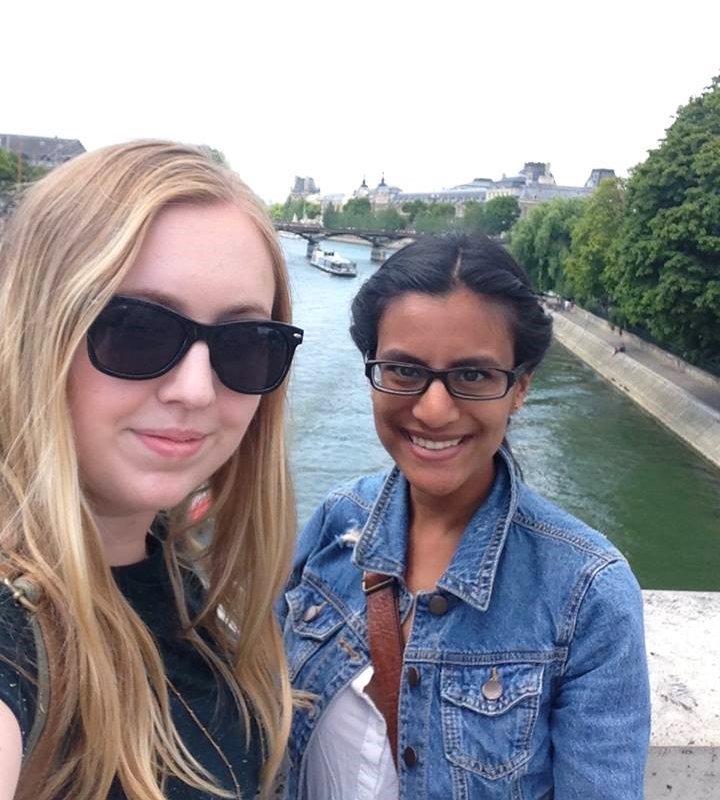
xmin=407 ymin=666 xmax=421 ymax=687
xmin=403 ymin=746 xmax=418 ymax=767
xmin=482 ymin=668 xmax=503 ymax=700
xmin=302 ymin=604 xmax=323 ymax=622
xmin=428 ymin=594 xmax=449 ymax=615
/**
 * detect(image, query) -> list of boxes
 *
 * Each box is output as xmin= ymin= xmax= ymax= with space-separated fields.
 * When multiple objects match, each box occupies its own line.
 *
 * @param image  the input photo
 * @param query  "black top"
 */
xmin=0 ymin=535 xmax=262 ymax=798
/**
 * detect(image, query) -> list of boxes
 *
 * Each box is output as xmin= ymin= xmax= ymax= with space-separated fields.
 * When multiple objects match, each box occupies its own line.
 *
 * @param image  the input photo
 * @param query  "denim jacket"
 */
xmin=279 ymin=450 xmax=650 ymax=799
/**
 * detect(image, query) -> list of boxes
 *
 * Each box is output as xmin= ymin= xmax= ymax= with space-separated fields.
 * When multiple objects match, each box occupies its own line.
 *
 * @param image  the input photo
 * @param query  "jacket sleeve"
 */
xmin=551 ymin=559 xmax=650 ymax=799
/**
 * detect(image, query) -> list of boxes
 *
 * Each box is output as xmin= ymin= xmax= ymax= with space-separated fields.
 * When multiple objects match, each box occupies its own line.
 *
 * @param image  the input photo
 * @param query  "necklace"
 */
xmin=166 ymin=679 xmax=242 ymax=799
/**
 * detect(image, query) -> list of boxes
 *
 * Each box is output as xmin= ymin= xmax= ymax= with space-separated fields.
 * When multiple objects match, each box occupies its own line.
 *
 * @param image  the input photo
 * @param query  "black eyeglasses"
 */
xmin=365 ymin=359 xmax=526 ymax=400
xmin=87 ymin=296 xmax=303 ymax=395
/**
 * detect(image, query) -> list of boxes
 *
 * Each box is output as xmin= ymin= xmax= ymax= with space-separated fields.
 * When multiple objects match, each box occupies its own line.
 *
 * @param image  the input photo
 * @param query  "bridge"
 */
xmin=274 ymin=221 xmax=416 ymax=262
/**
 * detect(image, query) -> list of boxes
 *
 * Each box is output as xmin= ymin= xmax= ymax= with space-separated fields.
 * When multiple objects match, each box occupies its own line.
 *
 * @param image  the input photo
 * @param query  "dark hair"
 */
xmin=350 ymin=233 xmax=552 ymax=372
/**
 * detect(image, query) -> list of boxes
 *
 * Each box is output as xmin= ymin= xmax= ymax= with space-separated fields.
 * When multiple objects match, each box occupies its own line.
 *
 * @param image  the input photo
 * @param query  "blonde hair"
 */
xmin=0 ymin=141 xmax=295 ymax=798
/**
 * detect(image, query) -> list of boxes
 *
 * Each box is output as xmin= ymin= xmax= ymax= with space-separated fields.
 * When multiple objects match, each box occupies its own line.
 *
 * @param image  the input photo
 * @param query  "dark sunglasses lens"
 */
xmin=213 ymin=324 xmax=292 ymax=393
xmin=88 ymin=302 xmax=186 ymax=377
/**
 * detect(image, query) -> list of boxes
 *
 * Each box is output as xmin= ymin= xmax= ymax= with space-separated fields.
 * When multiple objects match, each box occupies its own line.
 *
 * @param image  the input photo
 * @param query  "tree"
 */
xmin=268 ymin=203 xmax=285 ymax=221
xmin=462 ymin=201 xmax=487 ymax=234
xmin=376 ymin=206 xmax=406 ymax=232
xmin=565 ymin=178 xmax=625 ymax=309
xmin=509 ymin=198 xmax=585 ymax=293
xmin=322 ymin=203 xmax=339 ymax=228
xmin=483 ymin=195 xmax=520 ymax=235
xmin=341 ymin=197 xmax=374 ymax=229
xmin=414 ymin=202 xmax=457 ymax=234
xmin=199 ymin=146 xmax=227 ymax=165
xmin=0 ymin=149 xmax=47 ymax=188
xmin=401 ymin=200 xmax=428 ymax=227
xmin=608 ymin=75 xmax=720 ymax=363
xmin=304 ymin=203 xmax=322 ymax=220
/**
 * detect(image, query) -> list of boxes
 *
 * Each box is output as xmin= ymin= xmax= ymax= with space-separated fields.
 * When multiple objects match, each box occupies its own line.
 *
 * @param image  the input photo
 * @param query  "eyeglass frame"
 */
xmin=364 ymin=358 xmax=527 ymax=401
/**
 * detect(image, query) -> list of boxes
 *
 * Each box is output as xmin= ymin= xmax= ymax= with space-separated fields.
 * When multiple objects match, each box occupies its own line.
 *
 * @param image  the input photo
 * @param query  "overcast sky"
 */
xmin=4 ymin=1 xmax=718 ymax=202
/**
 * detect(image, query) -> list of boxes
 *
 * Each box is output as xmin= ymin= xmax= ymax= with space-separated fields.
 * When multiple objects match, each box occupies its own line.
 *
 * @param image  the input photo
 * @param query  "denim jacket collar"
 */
xmin=352 ymin=447 xmax=519 ymax=612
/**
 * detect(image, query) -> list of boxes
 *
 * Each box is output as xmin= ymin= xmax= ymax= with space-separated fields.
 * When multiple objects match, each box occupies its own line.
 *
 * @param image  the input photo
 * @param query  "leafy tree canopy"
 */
xmin=483 ymin=195 xmax=521 ymax=236
xmin=0 ymin=149 xmax=47 ymax=188
xmin=509 ymin=198 xmax=586 ymax=293
xmin=608 ymin=75 xmax=720 ymax=363
xmin=565 ymin=177 xmax=625 ymax=309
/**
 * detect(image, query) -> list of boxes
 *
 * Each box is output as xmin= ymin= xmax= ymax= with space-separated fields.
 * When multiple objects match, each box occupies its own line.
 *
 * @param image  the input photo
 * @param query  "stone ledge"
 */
xmin=644 ymin=590 xmax=720 ymax=797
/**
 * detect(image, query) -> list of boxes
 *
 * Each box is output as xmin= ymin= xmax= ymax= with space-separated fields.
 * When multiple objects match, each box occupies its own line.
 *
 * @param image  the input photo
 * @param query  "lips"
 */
xmin=134 ymin=428 xmax=208 ymax=459
xmin=408 ymin=433 xmax=464 ymax=451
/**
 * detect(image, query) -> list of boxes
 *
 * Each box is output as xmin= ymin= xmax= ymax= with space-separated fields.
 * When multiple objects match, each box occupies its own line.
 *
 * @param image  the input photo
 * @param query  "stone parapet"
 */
xmin=644 ymin=591 xmax=720 ymax=797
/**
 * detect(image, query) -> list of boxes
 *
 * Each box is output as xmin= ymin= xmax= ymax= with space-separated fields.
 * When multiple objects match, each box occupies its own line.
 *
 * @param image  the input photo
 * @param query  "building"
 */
xmin=0 ymin=133 xmax=86 ymax=169
xmin=352 ymin=174 xmax=402 ymax=209
xmin=289 ymin=176 xmax=320 ymax=199
xmin=584 ymin=168 xmax=617 ymax=188
xmin=320 ymin=162 xmax=614 ymax=219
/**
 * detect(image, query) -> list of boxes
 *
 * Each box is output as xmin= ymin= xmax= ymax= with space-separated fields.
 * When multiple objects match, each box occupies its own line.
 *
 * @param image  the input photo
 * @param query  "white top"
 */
xmin=301 ymin=665 xmax=399 ymax=799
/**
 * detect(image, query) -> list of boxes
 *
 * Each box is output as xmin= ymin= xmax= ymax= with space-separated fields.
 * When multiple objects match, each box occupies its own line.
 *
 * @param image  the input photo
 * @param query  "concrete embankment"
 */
xmin=548 ymin=307 xmax=720 ymax=469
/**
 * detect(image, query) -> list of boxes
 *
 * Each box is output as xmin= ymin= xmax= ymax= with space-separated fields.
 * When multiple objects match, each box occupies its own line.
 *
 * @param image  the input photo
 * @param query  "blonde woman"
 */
xmin=0 ymin=141 xmax=302 ymax=799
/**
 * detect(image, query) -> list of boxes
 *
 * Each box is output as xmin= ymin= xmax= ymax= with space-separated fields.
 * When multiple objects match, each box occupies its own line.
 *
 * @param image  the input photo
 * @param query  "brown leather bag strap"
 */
xmin=1 ymin=575 xmax=64 ymax=799
xmin=363 ymin=572 xmax=403 ymax=767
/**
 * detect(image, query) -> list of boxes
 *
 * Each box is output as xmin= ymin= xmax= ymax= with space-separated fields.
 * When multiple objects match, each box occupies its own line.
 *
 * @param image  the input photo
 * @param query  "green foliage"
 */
xmin=461 ymin=201 xmax=488 ymax=234
xmin=304 ymin=203 xmax=322 ymax=220
xmin=196 ymin=145 xmax=227 ymax=164
xmin=343 ymin=197 xmax=372 ymax=216
xmin=565 ymin=178 xmax=625 ymax=308
xmin=341 ymin=197 xmax=375 ymax=229
xmin=401 ymin=200 xmax=428 ymax=225
xmin=0 ymin=149 xmax=47 ymax=188
xmin=509 ymin=198 xmax=586 ymax=293
xmin=483 ymin=195 xmax=521 ymax=235
xmin=268 ymin=203 xmax=285 ymax=220
xmin=414 ymin=202 xmax=458 ymax=234
xmin=608 ymin=75 xmax=720 ymax=363
xmin=375 ymin=206 xmax=406 ymax=232
xmin=322 ymin=203 xmax=339 ymax=228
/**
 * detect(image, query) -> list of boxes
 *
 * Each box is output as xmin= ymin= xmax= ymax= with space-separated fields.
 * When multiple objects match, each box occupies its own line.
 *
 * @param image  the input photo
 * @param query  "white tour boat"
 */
xmin=309 ymin=247 xmax=358 ymax=277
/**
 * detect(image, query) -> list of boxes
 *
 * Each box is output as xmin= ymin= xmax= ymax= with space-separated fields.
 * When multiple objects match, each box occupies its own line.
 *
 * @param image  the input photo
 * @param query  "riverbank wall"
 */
xmin=549 ymin=308 xmax=720 ymax=469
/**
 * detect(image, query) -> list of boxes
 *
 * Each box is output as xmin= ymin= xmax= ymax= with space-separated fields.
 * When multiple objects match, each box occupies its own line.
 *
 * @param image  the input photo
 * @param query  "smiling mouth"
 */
xmin=409 ymin=434 xmax=464 ymax=451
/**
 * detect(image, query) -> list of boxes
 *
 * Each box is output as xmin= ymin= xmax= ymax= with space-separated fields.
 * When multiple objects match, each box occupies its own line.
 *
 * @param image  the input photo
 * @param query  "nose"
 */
xmin=156 ymin=342 xmax=216 ymax=408
xmin=411 ymin=377 xmax=460 ymax=428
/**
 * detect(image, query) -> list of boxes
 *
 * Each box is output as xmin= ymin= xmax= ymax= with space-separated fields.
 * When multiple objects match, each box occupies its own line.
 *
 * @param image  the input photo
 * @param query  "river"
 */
xmin=282 ymin=234 xmax=720 ymax=591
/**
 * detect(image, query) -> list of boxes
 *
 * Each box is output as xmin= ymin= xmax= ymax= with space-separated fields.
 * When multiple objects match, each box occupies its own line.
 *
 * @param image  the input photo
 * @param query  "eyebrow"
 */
xmin=378 ymin=349 xmax=507 ymax=369
xmin=121 ymin=289 xmax=271 ymax=320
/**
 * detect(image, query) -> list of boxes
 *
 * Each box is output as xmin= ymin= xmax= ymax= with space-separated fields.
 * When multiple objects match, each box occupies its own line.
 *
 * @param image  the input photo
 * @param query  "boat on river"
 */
xmin=309 ymin=247 xmax=357 ymax=277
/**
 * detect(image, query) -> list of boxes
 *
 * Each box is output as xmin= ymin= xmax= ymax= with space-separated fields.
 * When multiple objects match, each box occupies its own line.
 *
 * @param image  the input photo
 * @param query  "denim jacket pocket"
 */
xmin=283 ymin=583 xmax=346 ymax=682
xmin=441 ymin=662 xmax=544 ymax=780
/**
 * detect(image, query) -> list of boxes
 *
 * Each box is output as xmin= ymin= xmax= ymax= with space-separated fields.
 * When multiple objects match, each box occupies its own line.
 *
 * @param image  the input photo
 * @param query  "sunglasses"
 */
xmin=87 ymin=296 xmax=303 ymax=394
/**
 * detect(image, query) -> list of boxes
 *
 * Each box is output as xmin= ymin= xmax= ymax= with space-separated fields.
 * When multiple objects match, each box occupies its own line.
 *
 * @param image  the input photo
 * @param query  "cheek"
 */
xmin=222 ymin=394 xmax=262 ymax=441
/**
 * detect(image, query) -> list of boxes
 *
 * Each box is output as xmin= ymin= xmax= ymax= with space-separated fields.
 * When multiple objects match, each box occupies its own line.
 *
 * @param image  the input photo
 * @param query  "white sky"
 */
xmin=4 ymin=0 xmax=719 ymax=202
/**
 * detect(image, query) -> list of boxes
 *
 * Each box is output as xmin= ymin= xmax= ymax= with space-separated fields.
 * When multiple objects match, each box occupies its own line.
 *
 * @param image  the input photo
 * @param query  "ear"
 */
xmin=510 ymin=372 xmax=532 ymax=415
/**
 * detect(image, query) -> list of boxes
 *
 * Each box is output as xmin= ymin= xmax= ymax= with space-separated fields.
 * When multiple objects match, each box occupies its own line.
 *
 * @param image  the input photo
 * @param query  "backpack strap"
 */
xmin=1 ymin=577 xmax=51 ymax=767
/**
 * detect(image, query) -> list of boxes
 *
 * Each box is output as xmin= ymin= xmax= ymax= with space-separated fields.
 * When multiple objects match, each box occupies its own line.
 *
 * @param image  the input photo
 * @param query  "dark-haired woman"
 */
xmin=279 ymin=234 xmax=650 ymax=799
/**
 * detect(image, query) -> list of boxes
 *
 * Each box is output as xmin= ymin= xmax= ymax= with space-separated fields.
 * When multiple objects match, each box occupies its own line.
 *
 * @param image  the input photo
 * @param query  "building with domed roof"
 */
xmin=352 ymin=174 xmax=402 ymax=209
